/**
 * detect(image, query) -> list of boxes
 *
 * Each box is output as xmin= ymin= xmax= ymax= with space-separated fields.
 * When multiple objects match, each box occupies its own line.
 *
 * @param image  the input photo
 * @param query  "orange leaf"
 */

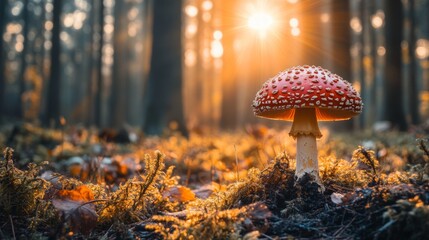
xmin=162 ymin=186 xmax=196 ymax=202
xmin=58 ymin=185 xmax=94 ymax=202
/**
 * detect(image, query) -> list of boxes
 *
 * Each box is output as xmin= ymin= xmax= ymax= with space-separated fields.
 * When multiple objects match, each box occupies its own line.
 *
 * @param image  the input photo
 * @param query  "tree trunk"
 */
xmin=45 ymin=0 xmax=62 ymax=125
xmin=414 ymin=0 xmax=429 ymax=123
xmin=373 ymin=0 xmax=386 ymax=123
xmin=385 ymin=0 xmax=406 ymax=129
xmin=401 ymin=0 xmax=418 ymax=126
xmin=330 ymin=0 xmax=352 ymax=130
xmin=220 ymin=0 xmax=238 ymax=129
xmin=144 ymin=0 xmax=187 ymax=136
xmin=19 ymin=0 xmax=29 ymax=119
xmin=362 ymin=0 xmax=376 ymax=129
xmin=94 ymin=0 xmax=105 ymax=126
xmin=0 ymin=0 xmax=8 ymax=116
xmin=111 ymin=0 xmax=128 ymax=127
xmin=349 ymin=0 xmax=365 ymax=129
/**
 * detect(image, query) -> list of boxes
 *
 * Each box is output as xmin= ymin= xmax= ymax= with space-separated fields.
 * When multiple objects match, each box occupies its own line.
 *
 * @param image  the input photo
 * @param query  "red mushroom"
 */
xmin=252 ymin=65 xmax=362 ymax=191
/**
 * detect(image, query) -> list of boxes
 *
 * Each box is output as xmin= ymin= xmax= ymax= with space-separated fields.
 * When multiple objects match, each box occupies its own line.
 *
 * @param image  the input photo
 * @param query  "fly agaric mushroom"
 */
xmin=252 ymin=65 xmax=362 ymax=190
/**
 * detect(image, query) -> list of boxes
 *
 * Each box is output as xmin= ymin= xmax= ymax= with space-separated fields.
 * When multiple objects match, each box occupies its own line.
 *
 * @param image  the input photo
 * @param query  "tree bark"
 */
xmin=401 ymin=0 xmax=418 ymax=126
xmin=144 ymin=0 xmax=187 ymax=136
xmin=414 ymin=0 xmax=429 ymax=123
xmin=0 ymin=0 xmax=8 ymax=116
xmin=362 ymin=0 xmax=376 ymax=129
xmin=92 ymin=0 xmax=104 ymax=126
xmin=373 ymin=0 xmax=386 ymax=123
xmin=349 ymin=0 xmax=364 ymax=129
xmin=45 ymin=0 xmax=62 ymax=125
xmin=111 ymin=0 xmax=128 ymax=127
xmin=385 ymin=0 xmax=406 ymax=129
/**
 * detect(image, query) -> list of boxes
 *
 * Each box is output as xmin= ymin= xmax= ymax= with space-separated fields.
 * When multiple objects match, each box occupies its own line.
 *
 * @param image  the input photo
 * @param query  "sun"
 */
xmin=247 ymin=12 xmax=274 ymax=32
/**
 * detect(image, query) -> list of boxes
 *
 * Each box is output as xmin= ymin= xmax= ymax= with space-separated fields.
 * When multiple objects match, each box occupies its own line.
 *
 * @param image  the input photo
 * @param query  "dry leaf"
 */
xmin=57 ymin=185 xmax=94 ymax=202
xmin=193 ymin=184 xmax=216 ymax=199
xmin=52 ymin=199 xmax=97 ymax=235
xmin=331 ymin=192 xmax=345 ymax=205
xmin=162 ymin=186 xmax=196 ymax=202
xmin=52 ymin=185 xmax=97 ymax=235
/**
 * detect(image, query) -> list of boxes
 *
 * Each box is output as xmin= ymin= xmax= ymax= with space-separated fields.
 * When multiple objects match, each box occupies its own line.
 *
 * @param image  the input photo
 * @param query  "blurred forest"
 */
xmin=0 ymin=0 xmax=428 ymax=134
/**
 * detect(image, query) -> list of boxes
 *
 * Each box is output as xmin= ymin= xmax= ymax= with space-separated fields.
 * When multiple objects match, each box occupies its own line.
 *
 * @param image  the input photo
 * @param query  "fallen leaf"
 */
xmin=52 ymin=199 xmax=97 ymax=235
xmin=331 ymin=192 xmax=345 ymax=205
xmin=58 ymin=185 xmax=94 ymax=202
xmin=162 ymin=186 xmax=196 ymax=202
xmin=193 ymin=184 xmax=215 ymax=199
xmin=52 ymin=185 xmax=97 ymax=235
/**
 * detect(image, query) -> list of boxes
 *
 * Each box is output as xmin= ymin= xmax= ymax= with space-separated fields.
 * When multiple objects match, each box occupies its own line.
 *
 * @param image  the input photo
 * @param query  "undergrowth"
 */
xmin=0 ymin=124 xmax=428 ymax=239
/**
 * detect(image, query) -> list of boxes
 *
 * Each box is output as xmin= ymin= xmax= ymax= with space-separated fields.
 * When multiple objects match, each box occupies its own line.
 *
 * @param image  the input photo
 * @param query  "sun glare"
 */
xmin=247 ymin=12 xmax=274 ymax=32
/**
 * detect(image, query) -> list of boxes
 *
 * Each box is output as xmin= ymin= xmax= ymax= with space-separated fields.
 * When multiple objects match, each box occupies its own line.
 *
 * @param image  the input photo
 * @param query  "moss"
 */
xmin=0 ymin=125 xmax=428 ymax=239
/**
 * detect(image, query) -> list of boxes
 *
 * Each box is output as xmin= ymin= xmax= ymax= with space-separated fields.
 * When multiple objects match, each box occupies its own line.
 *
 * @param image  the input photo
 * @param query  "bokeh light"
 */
xmin=416 ymin=39 xmax=429 ymax=59
xmin=377 ymin=46 xmax=386 ymax=56
xmin=350 ymin=17 xmax=362 ymax=33
xmin=289 ymin=18 xmax=299 ymax=28
xmin=185 ymin=5 xmax=198 ymax=17
xmin=371 ymin=11 xmax=384 ymax=29
xmin=291 ymin=27 xmax=300 ymax=36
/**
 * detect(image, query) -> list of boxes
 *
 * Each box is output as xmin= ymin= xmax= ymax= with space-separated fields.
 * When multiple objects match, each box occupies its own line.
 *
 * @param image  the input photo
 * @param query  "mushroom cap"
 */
xmin=252 ymin=65 xmax=363 ymax=121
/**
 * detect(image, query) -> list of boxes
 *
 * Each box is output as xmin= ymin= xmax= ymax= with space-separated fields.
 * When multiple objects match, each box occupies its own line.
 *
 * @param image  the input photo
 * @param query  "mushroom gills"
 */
xmin=289 ymin=108 xmax=322 ymax=138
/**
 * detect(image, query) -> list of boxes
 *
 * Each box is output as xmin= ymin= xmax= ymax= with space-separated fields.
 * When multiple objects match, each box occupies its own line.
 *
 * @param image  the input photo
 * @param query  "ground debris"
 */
xmin=0 ymin=125 xmax=429 ymax=239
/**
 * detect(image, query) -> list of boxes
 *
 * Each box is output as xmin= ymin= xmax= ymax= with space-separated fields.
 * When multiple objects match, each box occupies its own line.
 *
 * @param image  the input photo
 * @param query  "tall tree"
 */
xmin=349 ymin=0 xmax=364 ymax=129
xmin=18 ymin=0 xmax=29 ymax=119
xmin=330 ymin=0 xmax=352 ymax=130
xmin=414 ymin=0 xmax=429 ymax=123
xmin=0 ymin=0 xmax=7 ymax=116
xmin=111 ymin=0 xmax=128 ymax=127
xmin=362 ymin=0 xmax=376 ymax=129
xmin=372 ymin=0 xmax=386 ymax=123
xmin=401 ymin=0 xmax=418 ymax=126
xmin=385 ymin=0 xmax=406 ymax=129
xmin=44 ymin=0 xmax=62 ymax=125
xmin=143 ymin=0 xmax=187 ymax=136
xmin=90 ymin=0 xmax=104 ymax=126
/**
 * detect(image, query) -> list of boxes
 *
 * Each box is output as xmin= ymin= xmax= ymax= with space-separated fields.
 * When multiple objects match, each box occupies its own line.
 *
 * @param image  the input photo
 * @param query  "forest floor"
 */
xmin=0 ymin=123 xmax=428 ymax=239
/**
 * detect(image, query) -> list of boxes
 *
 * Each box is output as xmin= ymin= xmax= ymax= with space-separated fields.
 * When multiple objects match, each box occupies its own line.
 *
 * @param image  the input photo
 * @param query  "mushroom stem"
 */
xmin=289 ymin=108 xmax=323 ymax=190
xmin=296 ymin=135 xmax=319 ymax=180
xmin=289 ymin=108 xmax=322 ymax=138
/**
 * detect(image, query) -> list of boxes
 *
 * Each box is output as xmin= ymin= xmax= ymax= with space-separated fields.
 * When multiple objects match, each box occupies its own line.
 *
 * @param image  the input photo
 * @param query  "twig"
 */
xmin=60 ymin=116 xmax=66 ymax=157
xmin=374 ymin=219 xmax=396 ymax=238
xmin=234 ymin=145 xmax=239 ymax=182
xmin=255 ymin=143 xmax=265 ymax=168
xmin=210 ymin=156 xmax=215 ymax=183
xmin=359 ymin=147 xmax=377 ymax=176
xmin=100 ymin=224 xmax=114 ymax=240
xmin=357 ymin=146 xmax=379 ymax=184
xmin=418 ymin=139 xmax=429 ymax=159
xmin=185 ymin=157 xmax=191 ymax=187
xmin=132 ymin=151 xmax=162 ymax=211
xmin=261 ymin=233 xmax=274 ymax=240
xmin=77 ymin=199 xmax=108 ymax=209
xmin=333 ymin=216 xmax=356 ymax=237
xmin=9 ymin=215 xmax=16 ymax=240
